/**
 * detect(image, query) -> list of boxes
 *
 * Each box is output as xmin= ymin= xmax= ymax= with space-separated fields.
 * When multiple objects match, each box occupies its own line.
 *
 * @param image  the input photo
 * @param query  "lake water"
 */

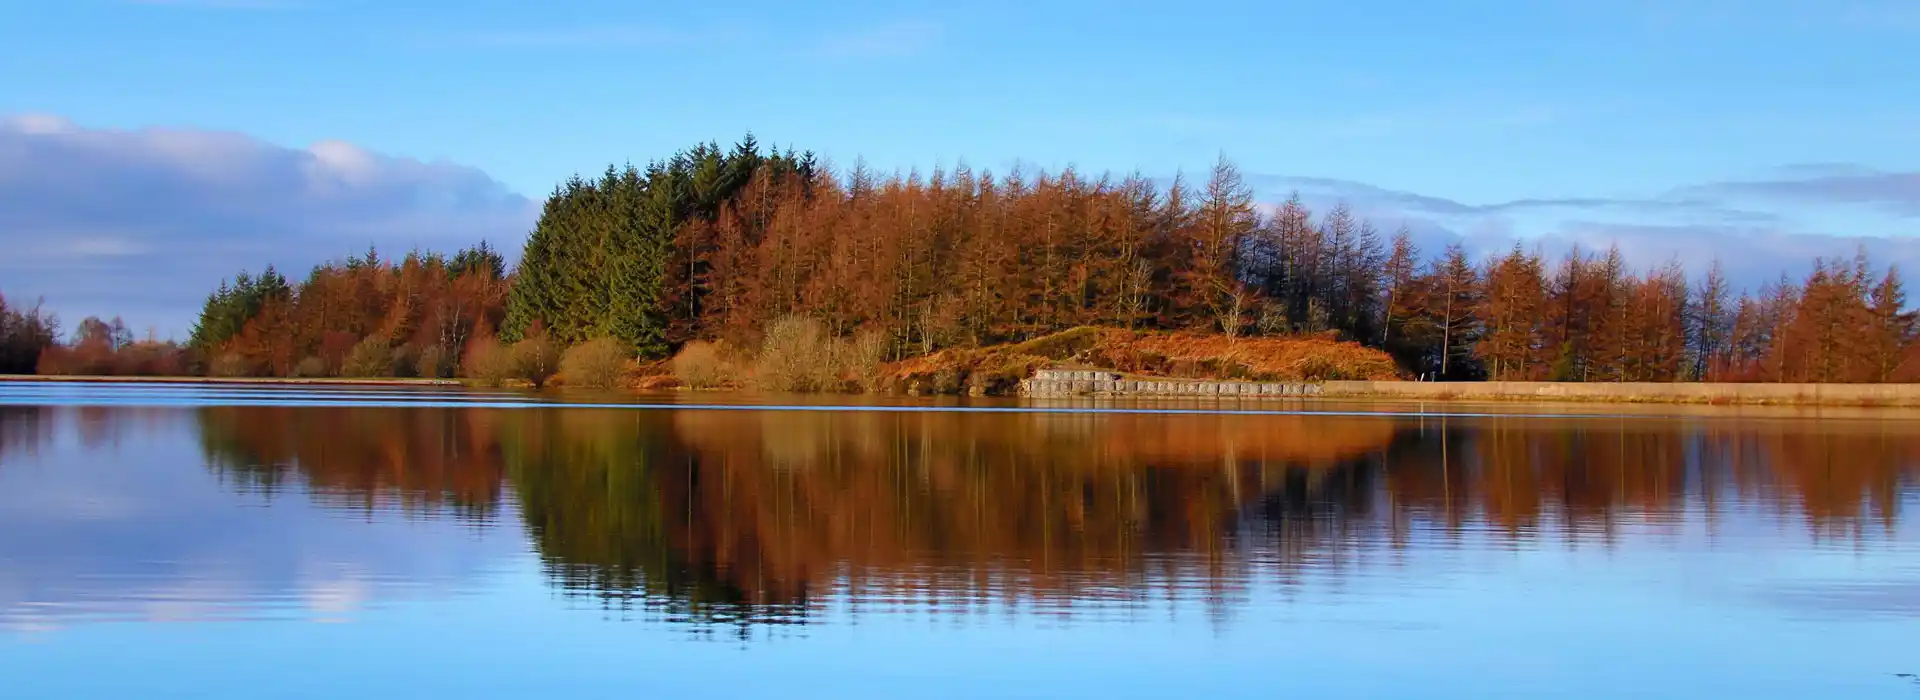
xmin=1 ymin=381 xmax=1917 ymax=698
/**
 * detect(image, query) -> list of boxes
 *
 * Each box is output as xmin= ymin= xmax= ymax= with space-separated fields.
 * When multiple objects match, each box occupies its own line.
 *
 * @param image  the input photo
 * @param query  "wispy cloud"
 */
xmin=1232 ymin=167 xmax=1919 ymax=294
xmin=1680 ymin=167 xmax=1920 ymax=216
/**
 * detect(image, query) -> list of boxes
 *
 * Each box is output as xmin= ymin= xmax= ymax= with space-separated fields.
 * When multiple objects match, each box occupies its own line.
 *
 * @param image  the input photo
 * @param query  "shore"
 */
xmin=7 ymin=373 xmax=1920 ymax=408
xmin=1018 ymin=368 xmax=1920 ymax=407
xmin=1317 ymin=380 xmax=1920 ymax=407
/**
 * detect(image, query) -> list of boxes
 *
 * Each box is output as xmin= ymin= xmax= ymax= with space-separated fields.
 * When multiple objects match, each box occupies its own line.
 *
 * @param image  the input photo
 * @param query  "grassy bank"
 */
xmin=1318 ymin=380 xmax=1920 ymax=408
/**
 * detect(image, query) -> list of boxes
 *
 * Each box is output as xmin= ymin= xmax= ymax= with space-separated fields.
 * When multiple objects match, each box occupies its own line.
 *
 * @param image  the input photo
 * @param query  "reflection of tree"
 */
xmin=186 ymin=405 xmax=1920 ymax=632
xmin=0 ymin=406 xmax=50 ymax=466
xmin=197 ymin=406 xmax=507 ymax=522
xmin=498 ymin=411 xmax=808 ymax=634
xmin=1380 ymin=417 xmax=1918 ymax=543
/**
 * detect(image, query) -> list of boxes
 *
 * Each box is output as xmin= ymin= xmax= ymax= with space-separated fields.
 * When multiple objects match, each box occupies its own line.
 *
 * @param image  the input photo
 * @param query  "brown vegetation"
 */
xmin=507 ymin=333 xmax=561 ymax=389
xmin=670 ymin=341 xmax=735 ymax=390
xmin=461 ymin=337 xmax=514 ymax=387
xmin=32 ymin=316 xmax=190 ymax=377
xmin=557 ymin=338 xmax=631 ymax=389
xmin=887 ymin=326 xmax=1400 ymax=395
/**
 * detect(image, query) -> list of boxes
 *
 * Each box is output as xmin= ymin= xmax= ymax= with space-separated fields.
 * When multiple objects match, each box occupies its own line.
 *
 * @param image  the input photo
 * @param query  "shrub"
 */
xmin=292 ymin=356 xmax=329 ymax=378
xmin=461 ymin=338 xmax=514 ymax=386
xmin=510 ymin=335 xmax=561 ymax=388
xmin=672 ymin=340 xmax=733 ymax=389
xmin=755 ymin=315 xmax=840 ymax=392
xmin=389 ymin=344 xmax=419 ymax=378
xmin=842 ymin=329 xmax=889 ymax=393
xmin=415 ymin=344 xmax=451 ymax=379
xmin=209 ymin=352 xmax=252 ymax=378
xmin=340 ymin=336 xmax=394 ymax=378
xmin=559 ymin=338 xmax=630 ymax=389
xmin=112 ymin=342 xmax=188 ymax=376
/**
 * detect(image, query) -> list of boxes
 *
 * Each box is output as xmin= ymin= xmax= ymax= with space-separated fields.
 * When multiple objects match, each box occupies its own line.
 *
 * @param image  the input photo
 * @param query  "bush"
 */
xmin=755 ymin=315 xmax=841 ymax=392
xmin=209 ymin=352 xmax=252 ymax=378
xmin=415 ymin=344 xmax=452 ymax=379
xmin=461 ymin=338 xmax=514 ymax=386
xmin=842 ymin=329 xmax=889 ymax=393
xmin=292 ymin=356 xmax=329 ymax=378
xmin=112 ymin=342 xmax=188 ymax=376
xmin=389 ymin=344 xmax=419 ymax=378
xmin=340 ymin=336 xmax=394 ymax=378
xmin=510 ymin=335 xmax=561 ymax=388
xmin=559 ymin=338 xmax=630 ymax=389
xmin=672 ymin=341 xmax=733 ymax=389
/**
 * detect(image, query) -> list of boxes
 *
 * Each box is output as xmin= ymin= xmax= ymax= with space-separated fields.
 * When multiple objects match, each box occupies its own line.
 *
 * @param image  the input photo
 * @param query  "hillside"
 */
xmin=886 ymin=327 xmax=1402 ymax=396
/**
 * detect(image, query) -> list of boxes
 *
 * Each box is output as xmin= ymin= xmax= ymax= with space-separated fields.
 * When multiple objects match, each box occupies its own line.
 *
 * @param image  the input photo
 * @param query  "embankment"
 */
xmin=1022 ymin=371 xmax=1920 ymax=407
xmin=1319 ymin=381 xmax=1920 ymax=407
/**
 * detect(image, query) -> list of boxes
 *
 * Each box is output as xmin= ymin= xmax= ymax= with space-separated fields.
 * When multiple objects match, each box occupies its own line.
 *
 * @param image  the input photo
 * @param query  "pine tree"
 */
xmin=1868 ymin=266 xmax=1913 ymax=382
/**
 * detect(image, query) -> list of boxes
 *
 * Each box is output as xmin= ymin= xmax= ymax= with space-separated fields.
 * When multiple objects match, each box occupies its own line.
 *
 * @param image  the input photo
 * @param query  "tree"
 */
xmin=1689 ymin=259 xmax=1732 ymax=380
xmin=1475 ymin=245 xmax=1546 ymax=380
xmin=1190 ymin=155 xmax=1260 ymax=336
xmin=0 ymin=293 xmax=57 ymax=374
xmin=1426 ymin=244 xmax=1482 ymax=380
xmin=1868 ymin=266 xmax=1916 ymax=381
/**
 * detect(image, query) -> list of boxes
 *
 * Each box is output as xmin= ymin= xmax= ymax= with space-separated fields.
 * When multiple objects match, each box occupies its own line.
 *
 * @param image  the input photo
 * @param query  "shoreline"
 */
xmin=1019 ymin=369 xmax=1920 ymax=407
xmin=0 ymin=375 xmax=464 ymax=387
xmin=6 ymin=374 xmax=1920 ymax=408
xmin=1317 ymin=379 xmax=1920 ymax=408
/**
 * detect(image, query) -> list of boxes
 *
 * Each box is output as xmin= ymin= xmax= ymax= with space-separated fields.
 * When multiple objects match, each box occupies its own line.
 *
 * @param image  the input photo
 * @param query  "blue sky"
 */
xmin=2 ymin=0 xmax=1917 ymax=337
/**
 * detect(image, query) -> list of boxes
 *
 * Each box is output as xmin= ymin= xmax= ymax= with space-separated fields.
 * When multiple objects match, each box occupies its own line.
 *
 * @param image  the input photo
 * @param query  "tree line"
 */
xmin=4 ymin=135 xmax=1916 ymax=383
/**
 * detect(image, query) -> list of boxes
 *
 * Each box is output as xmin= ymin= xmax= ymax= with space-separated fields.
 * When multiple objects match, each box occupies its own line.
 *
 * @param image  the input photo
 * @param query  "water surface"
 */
xmin=2 ymin=382 xmax=1917 ymax=698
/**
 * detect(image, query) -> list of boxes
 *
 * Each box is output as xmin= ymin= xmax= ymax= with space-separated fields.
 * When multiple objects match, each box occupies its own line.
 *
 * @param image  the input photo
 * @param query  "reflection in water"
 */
xmin=0 ymin=406 xmax=49 ymax=465
xmin=4 ymin=393 xmax=1920 ymax=698
xmin=155 ymin=404 xmax=1918 ymax=634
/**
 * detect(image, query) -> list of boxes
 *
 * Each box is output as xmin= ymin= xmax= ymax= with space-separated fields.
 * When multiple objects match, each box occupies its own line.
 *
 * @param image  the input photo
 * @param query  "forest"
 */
xmin=2 ymin=136 xmax=1916 ymax=385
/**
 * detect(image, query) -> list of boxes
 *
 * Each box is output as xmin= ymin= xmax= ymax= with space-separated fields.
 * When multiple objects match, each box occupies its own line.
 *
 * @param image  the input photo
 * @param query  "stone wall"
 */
xmin=1022 ymin=370 xmax=1323 ymax=398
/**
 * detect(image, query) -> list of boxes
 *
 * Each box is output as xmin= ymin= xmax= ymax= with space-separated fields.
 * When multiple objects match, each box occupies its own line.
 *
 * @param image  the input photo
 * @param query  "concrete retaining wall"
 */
xmin=1023 ymin=370 xmax=1322 ymax=398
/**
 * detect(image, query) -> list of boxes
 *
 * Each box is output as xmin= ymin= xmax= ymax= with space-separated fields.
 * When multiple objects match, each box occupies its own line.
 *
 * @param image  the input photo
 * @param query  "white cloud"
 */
xmin=0 ymin=114 xmax=538 ymax=339
xmin=1237 ymin=171 xmax=1920 ymax=295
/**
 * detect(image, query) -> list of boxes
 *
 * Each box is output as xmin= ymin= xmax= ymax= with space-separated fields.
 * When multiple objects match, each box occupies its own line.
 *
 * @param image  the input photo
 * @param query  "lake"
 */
xmin=1 ymin=381 xmax=1916 ymax=698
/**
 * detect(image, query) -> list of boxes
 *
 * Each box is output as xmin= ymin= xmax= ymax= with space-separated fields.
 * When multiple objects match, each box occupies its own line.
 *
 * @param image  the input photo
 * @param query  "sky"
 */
xmin=1 ymin=0 xmax=1917 ymax=338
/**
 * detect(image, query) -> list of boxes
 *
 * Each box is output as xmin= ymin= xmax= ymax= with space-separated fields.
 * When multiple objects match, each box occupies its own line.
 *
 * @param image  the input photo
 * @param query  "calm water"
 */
xmin=2 ymin=382 xmax=1917 ymax=698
